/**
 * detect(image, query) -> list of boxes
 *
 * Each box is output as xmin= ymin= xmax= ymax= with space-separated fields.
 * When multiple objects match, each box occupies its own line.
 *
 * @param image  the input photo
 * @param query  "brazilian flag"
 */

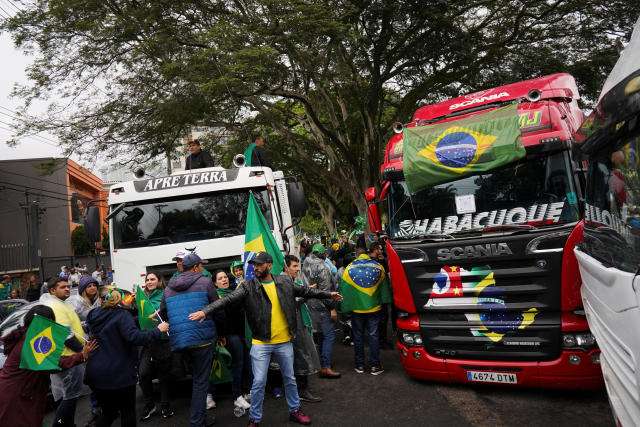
xmin=20 ymin=315 xmax=69 ymax=371
xmin=210 ymin=344 xmax=233 ymax=384
xmin=136 ymin=286 xmax=158 ymax=330
xmin=243 ymin=192 xmax=285 ymax=280
xmin=339 ymin=254 xmax=392 ymax=313
xmin=403 ymin=104 xmax=523 ymax=193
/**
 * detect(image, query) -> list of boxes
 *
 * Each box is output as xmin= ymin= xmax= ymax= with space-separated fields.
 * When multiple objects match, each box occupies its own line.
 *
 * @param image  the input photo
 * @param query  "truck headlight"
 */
xmin=562 ymin=334 xmax=577 ymax=348
xmin=402 ymin=333 xmax=415 ymax=346
xmin=562 ymin=332 xmax=596 ymax=349
xmin=575 ymin=333 xmax=596 ymax=347
xmin=400 ymin=332 xmax=423 ymax=347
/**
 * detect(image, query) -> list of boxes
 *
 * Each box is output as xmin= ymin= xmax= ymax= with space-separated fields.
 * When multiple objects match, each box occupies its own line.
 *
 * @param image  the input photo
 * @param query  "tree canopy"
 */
xmin=2 ymin=0 xmax=638 ymax=224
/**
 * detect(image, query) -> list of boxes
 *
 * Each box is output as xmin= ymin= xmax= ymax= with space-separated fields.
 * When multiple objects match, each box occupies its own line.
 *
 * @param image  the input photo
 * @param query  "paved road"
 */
xmin=45 ymin=342 xmax=613 ymax=427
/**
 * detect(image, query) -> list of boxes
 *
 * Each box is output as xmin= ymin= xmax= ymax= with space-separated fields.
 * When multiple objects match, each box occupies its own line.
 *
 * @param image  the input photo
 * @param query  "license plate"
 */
xmin=466 ymin=371 xmax=517 ymax=384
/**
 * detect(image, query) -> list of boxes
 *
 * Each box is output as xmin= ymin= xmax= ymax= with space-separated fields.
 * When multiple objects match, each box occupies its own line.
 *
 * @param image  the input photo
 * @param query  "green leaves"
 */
xmin=2 ymin=0 xmax=637 ymax=217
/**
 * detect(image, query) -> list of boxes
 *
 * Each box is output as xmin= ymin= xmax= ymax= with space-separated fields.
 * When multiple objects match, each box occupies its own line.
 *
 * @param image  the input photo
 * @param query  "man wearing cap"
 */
xmin=172 ymin=250 xmax=212 ymax=280
xmin=185 ymin=139 xmax=215 ymax=170
xmin=160 ymin=253 xmax=223 ymax=427
xmin=189 ymin=252 xmax=342 ymax=426
xmin=302 ymin=243 xmax=341 ymax=379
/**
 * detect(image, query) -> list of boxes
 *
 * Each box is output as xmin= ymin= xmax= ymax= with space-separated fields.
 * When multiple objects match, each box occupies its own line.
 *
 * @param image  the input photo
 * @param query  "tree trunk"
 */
xmin=317 ymin=202 xmax=336 ymax=236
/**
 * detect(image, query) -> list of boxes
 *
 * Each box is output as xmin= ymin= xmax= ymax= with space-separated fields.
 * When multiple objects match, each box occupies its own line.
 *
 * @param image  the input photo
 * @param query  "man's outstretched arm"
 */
xmin=189 ymin=284 xmax=247 ymax=321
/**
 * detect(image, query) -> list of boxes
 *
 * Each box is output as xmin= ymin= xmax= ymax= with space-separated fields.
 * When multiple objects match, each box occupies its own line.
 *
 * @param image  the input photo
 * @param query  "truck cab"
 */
xmin=371 ymin=74 xmax=603 ymax=389
xmin=574 ymin=17 xmax=640 ymax=424
xmin=101 ymin=165 xmax=305 ymax=290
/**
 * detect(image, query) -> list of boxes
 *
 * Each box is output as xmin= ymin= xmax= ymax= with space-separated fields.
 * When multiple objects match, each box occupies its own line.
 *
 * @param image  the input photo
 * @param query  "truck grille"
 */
xmin=395 ymin=230 xmax=565 ymax=361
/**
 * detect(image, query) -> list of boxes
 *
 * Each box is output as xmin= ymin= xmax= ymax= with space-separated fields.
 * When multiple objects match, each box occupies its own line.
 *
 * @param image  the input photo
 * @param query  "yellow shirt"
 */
xmin=252 ymin=281 xmax=291 ymax=345
xmin=46 ymin=296 xmax=86 ymax=356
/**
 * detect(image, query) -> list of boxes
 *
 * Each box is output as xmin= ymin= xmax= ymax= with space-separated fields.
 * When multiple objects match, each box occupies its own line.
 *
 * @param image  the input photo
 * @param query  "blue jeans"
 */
xmin=249 ymin=342 xmax=299 ymax=422
xmin=318 ymin=310 xmax=336 ymax=368
xmin=186 ymin=344 xmax=216 ymax=427
xmin=351 ymin=311 xmax=381 ymax=367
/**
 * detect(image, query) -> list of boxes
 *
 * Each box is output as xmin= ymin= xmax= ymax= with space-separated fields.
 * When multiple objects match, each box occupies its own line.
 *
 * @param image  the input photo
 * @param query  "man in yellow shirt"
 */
xmin=189 ymin=252 xmax=342 ymax=427
xmin=41 ymin=277 xmax=86 ymax=427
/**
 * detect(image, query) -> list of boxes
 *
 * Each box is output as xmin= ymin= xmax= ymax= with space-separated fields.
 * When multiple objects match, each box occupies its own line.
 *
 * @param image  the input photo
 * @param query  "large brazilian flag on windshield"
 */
xmin=20 ymin=315 xmax=69 ymax=371
xmin=243 ymin=192 xmax=284 ymax=280
xmin=402 ymin=104 xmax=523 ymax=193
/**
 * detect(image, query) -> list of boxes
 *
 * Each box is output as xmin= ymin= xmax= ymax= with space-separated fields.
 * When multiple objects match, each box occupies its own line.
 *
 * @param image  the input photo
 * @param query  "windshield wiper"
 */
xmin=394 ymin=233 xmax=454 ymax=242
xmin=106 ymin=202 xmax=128 ymax=221
xmin=483 ymin=224 xmax=535 ymax=232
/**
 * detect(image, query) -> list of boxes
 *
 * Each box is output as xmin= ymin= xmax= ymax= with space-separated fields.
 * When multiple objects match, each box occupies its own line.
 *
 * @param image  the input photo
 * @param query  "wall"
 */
xmin=0 ymin=158 xmax=71 ymax=273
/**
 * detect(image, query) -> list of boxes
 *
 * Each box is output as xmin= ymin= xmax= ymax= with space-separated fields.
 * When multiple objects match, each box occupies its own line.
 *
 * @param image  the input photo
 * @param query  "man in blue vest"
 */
xmin=160 ymin=253 xmax=223 ymax=427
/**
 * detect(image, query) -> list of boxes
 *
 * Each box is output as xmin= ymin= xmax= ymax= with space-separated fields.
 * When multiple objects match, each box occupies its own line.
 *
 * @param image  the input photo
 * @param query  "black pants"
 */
xmin=93 ymin=385 xmax=137 ymax=427
xmin=138 ymin=347 xmax=172 ymax=407
xmin=52 ymin=398 xmax=78 ymax=427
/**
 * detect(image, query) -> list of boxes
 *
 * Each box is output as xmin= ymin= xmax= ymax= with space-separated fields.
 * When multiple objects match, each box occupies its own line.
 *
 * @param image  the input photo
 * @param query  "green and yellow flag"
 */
xmin=243 ymin=143 xmax=256 ymax=167
xmin=403 ymin=104 xmax=523 ymax=193
xmin=243 ymin=192 xmax=285 ymax=280
xmin=339 ymin=254 xmax=392 ymax=313
xmin=20 ymin=315 xmax=69 ymax=371
xmin=136 ymin=286 xmax=158 ymax=330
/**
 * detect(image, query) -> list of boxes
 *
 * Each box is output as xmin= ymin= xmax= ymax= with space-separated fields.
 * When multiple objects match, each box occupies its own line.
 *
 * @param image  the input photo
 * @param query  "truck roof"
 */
xmin=412 ymin=73 xmax=579 ymax=122
xmin=107 ymin=166 xmax=278 ymax=204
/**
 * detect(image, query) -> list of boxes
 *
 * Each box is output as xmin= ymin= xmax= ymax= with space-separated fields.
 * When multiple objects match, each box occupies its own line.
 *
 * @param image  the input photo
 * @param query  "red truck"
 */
xmin=366 ymin=73 xmax=603 ymax=389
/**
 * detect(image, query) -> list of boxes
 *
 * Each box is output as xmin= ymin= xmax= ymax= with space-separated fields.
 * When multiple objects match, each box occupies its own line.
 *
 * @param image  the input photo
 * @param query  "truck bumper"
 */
xmin=397 ymin=342 xmax=604 ymax=389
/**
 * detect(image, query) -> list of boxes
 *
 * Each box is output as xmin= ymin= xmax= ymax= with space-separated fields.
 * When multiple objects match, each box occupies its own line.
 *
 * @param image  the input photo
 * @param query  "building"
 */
xmin=0 ymin=157 xmax=108 ymax=277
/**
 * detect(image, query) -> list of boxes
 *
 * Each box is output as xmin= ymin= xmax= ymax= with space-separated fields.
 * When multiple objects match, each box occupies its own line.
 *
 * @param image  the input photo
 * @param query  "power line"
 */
xmin=0 ymin=107 xmax=62 ymax=145
xmin=1 ymin=0 xmax=21 ymax=13
xmin=0 ymin=182 xmax=72 ymax=202
xmin=0 ymin=3 xmax=12 ymax=18
xmin=0 ymin=119 xmax=60 ymax=147
xmin=0 ymin=168 xmax=72 ymax=189
xmin=0 ymin=179 xmax=74 ymax=198
xmin=0 ymin=124 xmax=60 ymax=148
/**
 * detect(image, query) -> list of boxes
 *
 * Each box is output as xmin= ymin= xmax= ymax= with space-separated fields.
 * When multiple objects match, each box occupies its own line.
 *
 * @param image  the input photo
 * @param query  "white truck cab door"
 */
xmin=575 ymin=142 xmax=640 ymax=427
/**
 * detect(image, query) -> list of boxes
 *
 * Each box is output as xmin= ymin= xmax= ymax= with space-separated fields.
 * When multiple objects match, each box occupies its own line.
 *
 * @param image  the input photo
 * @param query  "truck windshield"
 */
xmin=389 ymin=151 xmax=580 ymax=239
xmin=112 ymin=188 xmax=272 ymax=249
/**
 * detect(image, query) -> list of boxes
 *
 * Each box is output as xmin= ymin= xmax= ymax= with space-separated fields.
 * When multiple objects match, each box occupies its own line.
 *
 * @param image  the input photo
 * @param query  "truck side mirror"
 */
xmin=84 ymin=206 xmax=101 ymax=243
xmin=364 ymin=186 xmax=377 ymax=203
xmin=368 ymin=203 xmax=382 ymax=233
xmin=364 ymin=186 xmax=382 ymax=233
xmin=287 ymin=181 xmax=308 ymax=219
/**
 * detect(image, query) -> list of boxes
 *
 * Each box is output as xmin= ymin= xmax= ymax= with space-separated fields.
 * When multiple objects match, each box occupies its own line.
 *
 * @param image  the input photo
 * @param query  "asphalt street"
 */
xmin=44 ymin=340 xmax=613 ymax=427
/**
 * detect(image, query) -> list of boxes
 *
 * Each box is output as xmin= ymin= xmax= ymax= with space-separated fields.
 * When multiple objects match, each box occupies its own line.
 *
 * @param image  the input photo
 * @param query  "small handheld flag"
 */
xmin=243 ymin=192 xmax=285 ymax=280
xmin=20 ymin=315 xmax=69 ymax=371
xmin=135 ymin=286 xmax=158 ymax=330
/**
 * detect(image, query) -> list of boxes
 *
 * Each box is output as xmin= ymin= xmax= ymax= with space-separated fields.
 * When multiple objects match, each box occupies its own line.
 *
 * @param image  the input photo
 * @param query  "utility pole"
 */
xmin=19 ymin=191 xmax=31 ymax=272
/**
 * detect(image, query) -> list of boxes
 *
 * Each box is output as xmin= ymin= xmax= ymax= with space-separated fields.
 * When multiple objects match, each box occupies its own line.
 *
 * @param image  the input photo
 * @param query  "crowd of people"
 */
xmin=0 ymin=233 xmax=392 ymax=427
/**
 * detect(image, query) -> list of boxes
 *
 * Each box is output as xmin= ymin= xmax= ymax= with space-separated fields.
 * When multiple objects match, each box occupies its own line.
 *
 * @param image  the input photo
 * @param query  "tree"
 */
xmin=71 ymin=225 xmax=92 ymax=256
xmin=3 ymin=0 xmax=638 ymax=215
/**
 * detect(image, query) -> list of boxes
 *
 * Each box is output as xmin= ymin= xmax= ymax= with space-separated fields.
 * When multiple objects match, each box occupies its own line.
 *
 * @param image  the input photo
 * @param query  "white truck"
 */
xmin=85 ymin=164 xmax=306 ymax=291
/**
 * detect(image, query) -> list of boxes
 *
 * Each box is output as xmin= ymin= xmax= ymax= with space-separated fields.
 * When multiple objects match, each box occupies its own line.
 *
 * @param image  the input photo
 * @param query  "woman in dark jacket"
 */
xmin=138 ymin=272 xmax=175 ymax=421
xmin=86 ymin=288 xmax=169 ymax=427
xmin=214 ymin=270 xmax=251 ymax=411
xmin=0 ymin=304 xmax=97 ymax=427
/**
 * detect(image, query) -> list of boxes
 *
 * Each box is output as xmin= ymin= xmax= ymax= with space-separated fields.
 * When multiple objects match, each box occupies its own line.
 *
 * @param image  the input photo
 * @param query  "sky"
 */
xmin=0 ymin=33 xmax=65 ymax=161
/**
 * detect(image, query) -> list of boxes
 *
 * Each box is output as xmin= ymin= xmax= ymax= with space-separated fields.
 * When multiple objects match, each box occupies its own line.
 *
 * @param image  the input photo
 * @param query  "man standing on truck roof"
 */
xmin=160 ymin=253 xmax=223 ymax=427
xmin=302 ymin=243 xmax=342 ymax=379
xmin=188 ymin=252 xmax=342 ymax=426
xmin=185 ymin=139 xmax=215 ymax=170
xmin=243 ymin=136 xmax=272 ymax=168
